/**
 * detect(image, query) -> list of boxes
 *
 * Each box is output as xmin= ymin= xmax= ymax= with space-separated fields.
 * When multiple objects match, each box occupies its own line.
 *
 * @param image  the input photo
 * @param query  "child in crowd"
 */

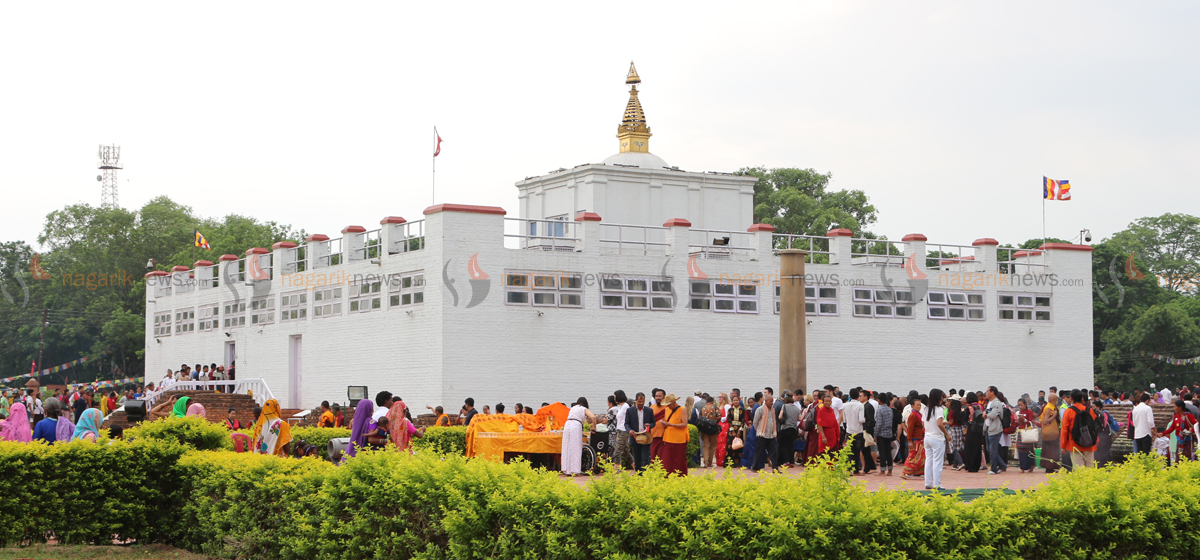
xmin=364 ymin=416 xmax=390 ymax=450
xmin=1154 ymin=434 xmax=1171 ymax=460
xmin=332 ymin=404 xmax=345 ymax=427
xmin=225 ymin=408 xmax=242 ymax=430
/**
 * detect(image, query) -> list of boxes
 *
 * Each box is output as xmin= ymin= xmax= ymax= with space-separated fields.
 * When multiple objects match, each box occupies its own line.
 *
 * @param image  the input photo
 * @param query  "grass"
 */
xmin=0 ymin=544 xmax=212 ymax=560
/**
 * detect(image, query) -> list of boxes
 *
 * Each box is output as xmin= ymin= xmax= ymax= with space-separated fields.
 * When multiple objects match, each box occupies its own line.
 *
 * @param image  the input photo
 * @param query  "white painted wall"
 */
xmin=145 ymin=208 xmax=1094 ymax=412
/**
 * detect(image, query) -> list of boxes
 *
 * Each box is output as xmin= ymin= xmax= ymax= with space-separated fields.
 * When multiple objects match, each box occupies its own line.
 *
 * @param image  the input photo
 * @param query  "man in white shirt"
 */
xmin=372 ymin=391 xmax=393 ymax=422
xmin=1131 ymin=393 xmax=1157 ymax=455
xmin=843 ymin=388 xmax=867 ymax=475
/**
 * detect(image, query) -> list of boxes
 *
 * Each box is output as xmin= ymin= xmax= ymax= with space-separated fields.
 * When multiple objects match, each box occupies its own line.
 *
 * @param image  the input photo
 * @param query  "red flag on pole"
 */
xmin=433 ymin=128 xmax=443 ymax=157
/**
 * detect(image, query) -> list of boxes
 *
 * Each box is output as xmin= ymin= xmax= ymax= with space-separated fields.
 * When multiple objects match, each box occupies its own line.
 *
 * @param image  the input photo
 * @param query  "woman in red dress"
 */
xmin=715 ymin=392 xmax=730 ymax=468
xmin=901 ymin=397 xmax=926 ymax=480
xmin=1161 ymin=400 xmax=1199 ymax=463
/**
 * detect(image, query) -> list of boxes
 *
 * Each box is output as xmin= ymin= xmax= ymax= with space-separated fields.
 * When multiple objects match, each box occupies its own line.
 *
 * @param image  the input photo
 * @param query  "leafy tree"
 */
xmin=738 ymin=167 xmax=877 ymax=237
xmin=1108 ymin=213 xmax=1200 ymax=294
xmin=1096 ymin=300 xmax=1200 ymax=391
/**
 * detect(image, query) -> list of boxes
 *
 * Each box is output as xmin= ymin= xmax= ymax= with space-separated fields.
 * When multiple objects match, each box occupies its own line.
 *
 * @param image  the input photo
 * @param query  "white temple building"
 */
xmin=143 ymin=64 xmax=1095 ymax=410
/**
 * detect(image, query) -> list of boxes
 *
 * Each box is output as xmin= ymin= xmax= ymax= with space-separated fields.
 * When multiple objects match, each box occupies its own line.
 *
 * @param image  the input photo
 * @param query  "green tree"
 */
xmin=738 ymin=167 xmax=878 ymax=237
xmin=1096 ymin=301 xmax=1200 ymax=391
xmin=1108 ymin=213 xmax=1200 ymax=294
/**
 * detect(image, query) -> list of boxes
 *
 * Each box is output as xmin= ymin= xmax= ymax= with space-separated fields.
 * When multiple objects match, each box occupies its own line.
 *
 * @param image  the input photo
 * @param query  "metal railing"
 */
xmin=281 ymin=245 xmax=307 ymax=275
xmin=315 ymin=237 xmax=343 ymax=268
xmin=598 ymin=223 xmax=669 ymax=255
xmin=850 ymin=238 xmax=905 ymax=267
xmin=504 ymin=218 xmax=580 ymax=251
xmin=997 ymin=246 xmax=1049 ymax=273
xmin=391 ymin=220 xmax=426 ymax=254
xmin=772 ymin=234 xmax=833 ymax=263
xmin=925 ymin=243 xmax=979 ymax=272
xmin=143 ymin=378 xmax=276 ymax=408
xmin=360 ymin=229 xmax=382 ymax=260
xmin=688 ymin=229 xmax=755 ymax=260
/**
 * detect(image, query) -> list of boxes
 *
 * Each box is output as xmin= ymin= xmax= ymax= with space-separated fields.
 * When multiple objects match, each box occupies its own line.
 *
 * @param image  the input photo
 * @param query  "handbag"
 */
xmin=1018 ymin=428 xmax=1040 ymax=444
xmin=634 ymin=431 xmax=651 ymax=445
xmin=731 ymin=437 xmax=744 ymax=450
xmin=864 ymin=433 xmax=876 ymax=447
xmin=695 ymin=416 xmax=720 ymax=435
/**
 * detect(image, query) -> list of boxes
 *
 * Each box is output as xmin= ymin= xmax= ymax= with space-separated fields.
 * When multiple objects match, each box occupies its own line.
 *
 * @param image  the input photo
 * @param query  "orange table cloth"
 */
xmin=465 ymin=411 xmax=565 ymax=461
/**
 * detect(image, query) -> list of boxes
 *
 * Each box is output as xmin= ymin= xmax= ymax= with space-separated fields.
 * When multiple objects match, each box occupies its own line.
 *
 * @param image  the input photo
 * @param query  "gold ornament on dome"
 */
xmin=616 ymin=61 xmax=651 ymax=153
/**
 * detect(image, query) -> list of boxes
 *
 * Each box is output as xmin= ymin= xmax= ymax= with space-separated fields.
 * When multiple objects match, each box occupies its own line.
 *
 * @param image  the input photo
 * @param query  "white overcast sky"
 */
xmin=3 ymin=2 xmax=1197 ymax=252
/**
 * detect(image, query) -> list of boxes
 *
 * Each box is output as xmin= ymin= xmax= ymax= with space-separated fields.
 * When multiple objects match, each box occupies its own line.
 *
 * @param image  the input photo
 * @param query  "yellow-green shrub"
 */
xmin=126 ymin=416 xmax=234 ymax=451
xmin=412 ymin=425 xmax=467 ymax=455
xmin=0 ymin=438 xmax=187 ymax=546
xmin=290 ymin=427 xmax=350 ymax=452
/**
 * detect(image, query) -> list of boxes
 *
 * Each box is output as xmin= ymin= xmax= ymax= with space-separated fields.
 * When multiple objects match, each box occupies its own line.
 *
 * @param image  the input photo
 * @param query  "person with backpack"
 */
xmin=1060 ymin=389 xmax=1100 ymax=469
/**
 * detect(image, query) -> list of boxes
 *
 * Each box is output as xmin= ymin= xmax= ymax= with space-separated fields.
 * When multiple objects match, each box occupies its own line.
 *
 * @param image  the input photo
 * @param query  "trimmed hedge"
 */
xmin=126 ymin=416 xmax=234 ymax=451
xmin=6 ymin=436 xmax=1200 ymax=558
xmin=290 ymin=426 xmax=350 ymax=452
xmin=412 ymin=426 xmax=467 ymax=455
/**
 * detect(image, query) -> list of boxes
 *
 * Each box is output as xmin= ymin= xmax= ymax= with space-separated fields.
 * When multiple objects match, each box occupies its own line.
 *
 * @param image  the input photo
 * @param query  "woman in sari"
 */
xmin=185 ymin=403 xmax=207 ymax=419
xmin=251 ymin=399 xmax=293 ymax=457
xmin=724 ymin=395 xmax=746 ymax=467
xmin=386 ymin=401 xmax=425 ymax=453
xmin=812 ymin=392 xmax=840 ymax=464
xmin=714 ymin=393 xmax=729 ymax=468
xmin=901 ymin=396 xmax=926 ymax=480
xmin=72 ymin=408 xmax=104 ymax=442
xmin=345 ymin=400 xmax=374 ymax=459
xmin=55 ymin=406 xmax=76 ymax=444
xmin=99 ymin=393 xmax=110 ymax=416
xmin=0 ymin=402 xmax=32 ymax=442
xmin=171 ymin=396 xmax=192 ymax=418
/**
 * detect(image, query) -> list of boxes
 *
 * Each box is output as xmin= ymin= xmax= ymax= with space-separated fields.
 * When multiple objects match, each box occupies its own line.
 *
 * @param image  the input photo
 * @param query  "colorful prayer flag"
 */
xmin=1043 ymin=177 xmax=1070 ymax=201
xmin=1057 ymin=180 xmax=1071 ymax=201
xmin=195 ymin=230 xmax=211 ymax=250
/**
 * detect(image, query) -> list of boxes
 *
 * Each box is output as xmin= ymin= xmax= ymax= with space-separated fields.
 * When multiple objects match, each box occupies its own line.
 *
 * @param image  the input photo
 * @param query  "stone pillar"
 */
xmin=779 ymin=249 xmax=808 ymax=394
xmin=306 ymin=235 xmax=330 ymax=269
xmin=343 ymin=226 xmax=366 ymax=262
xmin=575 ymin=212 xmax=602 ymax=254
xmin=827 ymin=228 xmax=853 ymax=265
xmin=663 ymin=218 xmax=692 ymax=258
xmin=380 ymin=217 xmax=408 ymax=255
xmin=748 ymin=223 xmax=775 ymax=262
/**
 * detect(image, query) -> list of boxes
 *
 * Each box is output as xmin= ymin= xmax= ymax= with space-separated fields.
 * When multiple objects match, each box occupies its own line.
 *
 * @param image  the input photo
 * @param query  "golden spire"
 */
xmin=617 ymin=61 xmax=651 ymax=153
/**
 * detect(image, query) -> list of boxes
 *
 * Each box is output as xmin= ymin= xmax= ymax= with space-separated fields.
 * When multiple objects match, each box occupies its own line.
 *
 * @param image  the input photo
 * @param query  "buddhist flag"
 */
xmin=1043 ymin=177 xmax=1071 ymax=201
xmin=433 ymin=127 xmax=442 ymax=157
xmin=194 ymin=230 xmax=211 ymax=250
xmin=1056 ymin=180 xmax=1071 ymax=200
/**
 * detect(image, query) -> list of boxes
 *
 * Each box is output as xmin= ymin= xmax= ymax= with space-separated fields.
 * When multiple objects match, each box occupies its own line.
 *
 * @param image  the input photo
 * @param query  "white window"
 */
xmin=999 ymin=293 xmax=1050 ymax=321
xmin=599 ymin=274 xmax=672 ymax=311
xmin=350 ymin=279 xmax=383 ymax=313
xmin=153 ymin=311 xmax=172 ymax=337
xmin=223 ymin=301 xmax=246 ymax=328
xmin=199 ymin=305 xmax=220 ymax=332
xmin=928 ymin=290 xmax=984 ymax=320
xmin=313 ymin=287 xmax=343 ymax=318
xmin=504 ymin=270 xmax=584 ymax=308
xmin=850 ymin=287 xmax=912 ymax=318
xmin=281 ymin=291 xmax=307 ymax=322
xmin=388 ymin=271 xmax=425 ymax=308
xmin=174 ymin=308 xmax=195 ymax=334
xmin=691 ymin=279 xmax=756 ymax=314
xmin=250 ymin=296 xmax=275 ymax=325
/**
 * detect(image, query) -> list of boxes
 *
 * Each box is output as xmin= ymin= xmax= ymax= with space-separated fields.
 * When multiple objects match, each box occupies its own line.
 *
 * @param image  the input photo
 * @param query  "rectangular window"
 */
xmin=281 ymin=292 xmax=307 ymax=322
xmin=778 ymin=283 xmax=838 ymax=316
xmin=695 ymin=280 xmax=756 ymax=314
xmin=223 ymin=301 xmax=246 ymax=328
xmin=848 ymin=286 xmax=911 ymax=318
xmin=505 ymin=270 xmax=583 ymax=309
xmin=349 ymin=280 xmax=382 ymax=314
xmin=999 ymin=293 xmax=1049 ymax=322
xmin=199 ymin=305 xmax=220 ymax=331
xmin=250 ymin=296 xmax=276 ymax=325
xmin=154 ymin=311 xmax=172 ymax=337
xmin=388 ymin=271 xmax=425 ymax=309
xmin=928 ymin=290 xmax=984 ymax=321
xmin=599 ymin=275 xmax=671 ymax=311
xmin=313 ymin=287 xmax=343 ymax=318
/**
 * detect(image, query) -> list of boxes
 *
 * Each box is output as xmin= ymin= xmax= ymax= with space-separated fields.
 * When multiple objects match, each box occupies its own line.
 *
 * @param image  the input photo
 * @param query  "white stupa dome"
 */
xmin=602 ymin=151 xmax=669 ymax=168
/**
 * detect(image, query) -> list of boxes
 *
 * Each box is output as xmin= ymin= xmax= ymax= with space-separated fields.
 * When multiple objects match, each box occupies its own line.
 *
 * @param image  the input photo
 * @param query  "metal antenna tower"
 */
xmin=97 ymin=144 xmax=122 ymax=207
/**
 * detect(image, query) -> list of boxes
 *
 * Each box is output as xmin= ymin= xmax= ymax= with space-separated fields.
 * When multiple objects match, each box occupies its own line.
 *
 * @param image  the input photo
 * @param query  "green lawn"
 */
xmin=0 ymin=544 xmax=210 ymax=560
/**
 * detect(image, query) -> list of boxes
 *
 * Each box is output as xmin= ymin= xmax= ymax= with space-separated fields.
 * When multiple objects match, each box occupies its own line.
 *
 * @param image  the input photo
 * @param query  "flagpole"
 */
xmin=432 ymin=127 xmax=437 ymax=206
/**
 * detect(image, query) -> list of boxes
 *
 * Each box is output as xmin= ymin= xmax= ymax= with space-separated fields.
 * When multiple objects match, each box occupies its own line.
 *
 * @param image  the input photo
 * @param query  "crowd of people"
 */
xmin=160 ymin=362 xmax=235 ymax=392
xmin=5 ymin=377 xmax=1199 ymax=490
xmin=541 ymin=383 xmax=1200 ymax=488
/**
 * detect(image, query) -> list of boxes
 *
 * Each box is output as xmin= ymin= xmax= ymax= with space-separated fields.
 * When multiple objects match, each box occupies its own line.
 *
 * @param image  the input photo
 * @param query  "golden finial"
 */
xmin=617 ymin=62 xmax=651 ymax=153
